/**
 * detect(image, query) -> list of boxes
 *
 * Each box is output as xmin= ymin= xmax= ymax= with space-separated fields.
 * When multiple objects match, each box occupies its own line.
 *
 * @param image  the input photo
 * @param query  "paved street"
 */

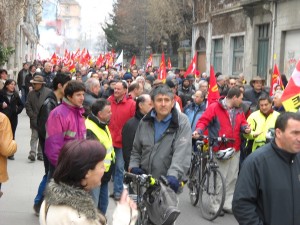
xmin=0 ymin=111 xmax=238 ymax=225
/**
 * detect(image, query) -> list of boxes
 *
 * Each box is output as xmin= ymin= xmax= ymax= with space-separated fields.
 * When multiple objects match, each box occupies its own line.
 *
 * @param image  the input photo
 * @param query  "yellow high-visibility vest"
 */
xmin=85 ymin=118 xmax=115 ymax=172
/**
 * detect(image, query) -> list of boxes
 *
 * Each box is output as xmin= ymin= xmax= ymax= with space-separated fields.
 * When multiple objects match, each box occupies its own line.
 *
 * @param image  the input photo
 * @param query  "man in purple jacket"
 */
xmin=45 ymin=80 xmax=86 ymax=177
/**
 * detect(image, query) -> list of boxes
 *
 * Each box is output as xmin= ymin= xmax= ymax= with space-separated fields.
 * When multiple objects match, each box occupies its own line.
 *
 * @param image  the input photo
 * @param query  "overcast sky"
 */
xmin=38 ymin=0 xmax=114 ymax=58
xmin=77 ymin=0 xmax=114 ymax=36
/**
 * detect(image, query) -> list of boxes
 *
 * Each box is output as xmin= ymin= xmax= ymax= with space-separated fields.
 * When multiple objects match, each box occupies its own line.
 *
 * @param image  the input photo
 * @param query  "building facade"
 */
xmin=57 ymin=0 xmax=81 ymax=54
xmin=0 ymin=0 xmax=42 ymax=77
xmin=192 ymin=0 xmax=300 ymax=83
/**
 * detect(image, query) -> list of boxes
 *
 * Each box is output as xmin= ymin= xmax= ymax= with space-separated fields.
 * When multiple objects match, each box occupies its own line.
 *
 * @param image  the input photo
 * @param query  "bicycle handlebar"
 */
xmin=195 ymin=135 xmax=235 ymax=144
xmin=124 ymin=172 xmax=159 ymax=186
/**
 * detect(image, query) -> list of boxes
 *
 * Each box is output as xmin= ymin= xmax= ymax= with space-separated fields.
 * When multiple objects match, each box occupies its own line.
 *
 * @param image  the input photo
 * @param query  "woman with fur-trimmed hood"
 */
xmin=40 ymin=139 xmax=137 ymax=225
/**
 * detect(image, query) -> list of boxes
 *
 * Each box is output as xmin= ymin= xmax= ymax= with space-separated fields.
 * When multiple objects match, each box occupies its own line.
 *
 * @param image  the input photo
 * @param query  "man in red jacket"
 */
xmin=193 ymin=87 xmax=251 ymax=214
xmin=108 ymin=81 xmax=135 ymax=200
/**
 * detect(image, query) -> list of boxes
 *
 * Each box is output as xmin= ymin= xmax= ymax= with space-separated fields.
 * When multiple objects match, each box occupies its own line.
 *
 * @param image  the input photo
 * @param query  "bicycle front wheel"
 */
xmin=136 ymin=207 xmax=151 ymax=225
xmin=199 ymin=168 xmax=226 ymax=221
xmin=188 ymin=164 xmax=200 ymax=206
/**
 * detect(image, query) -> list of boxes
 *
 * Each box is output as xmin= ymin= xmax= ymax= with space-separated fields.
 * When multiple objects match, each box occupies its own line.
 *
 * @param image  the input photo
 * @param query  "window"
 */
xmin=257 ymin=24 xmax=269 ymax=79
xmin=213 ymin=39 xmax=223 ymax=73
xmin=232 ymin=36 xmax=244 ymax=75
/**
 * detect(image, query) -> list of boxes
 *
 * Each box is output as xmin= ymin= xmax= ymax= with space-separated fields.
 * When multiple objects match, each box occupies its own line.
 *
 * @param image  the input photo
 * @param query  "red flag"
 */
xmin=80 ymin=49 xmax=91 ymax=66
xmin=130 ymin=55 xmax=136 ymax=66
xmin=184 ymin=53 xmax=197 ymax=78
xmin=68 ymin=59 xmax=76 ymax=73
xmin=63 ymin=49 xmax=70 ymax=65
xmin=167 ymin=57 xmax=172 ymax=70
xmin=74 ymin=48 xmax=81 ymax=62
xmin=158 ymin=52 xmax=166 ymax=81
xmin=207 ymin=65 xmax=220 ymax=105
xmin=96 ymin=54 xmax=104 ymax=67
xmin=269 ymin=64 xmax=284 ymax=96
xmin=50 ymin=53 xmax=58 ymax=65
xmin=281 ymin=59 xmax=300 ymax=111
xmin=146 ymin=54 xmax=153 ymax=68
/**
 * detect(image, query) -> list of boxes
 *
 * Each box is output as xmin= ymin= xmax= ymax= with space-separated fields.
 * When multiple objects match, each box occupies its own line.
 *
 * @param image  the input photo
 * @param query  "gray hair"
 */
xmin=199 ymin=80 xmax=208 ymax=86
xmin=85 ymin=78 xmax=100 ymax=91
xmin=135 ymin=76 xmax=145 ymax=83
xmin=217 ymin=75 xmax=226 ymax=82
xmin=150 ymin=85 xmax=174 ymax=101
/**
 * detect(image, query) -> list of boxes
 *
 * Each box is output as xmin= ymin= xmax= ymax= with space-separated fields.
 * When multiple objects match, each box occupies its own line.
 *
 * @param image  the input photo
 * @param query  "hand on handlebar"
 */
xmin=192 ymin=130 xmax=201 ymax=139
xmin=166 ymin=176 xmax=179 ymax=193
xmin=130 ymin=167 xmax=146 ymax=175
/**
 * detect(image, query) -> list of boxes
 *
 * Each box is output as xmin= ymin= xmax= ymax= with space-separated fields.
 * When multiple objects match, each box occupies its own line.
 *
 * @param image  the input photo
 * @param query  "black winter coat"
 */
xmin=0 ymin=90 xmax=23 ymax=136
xmin=37 ymin=92 xmax=59 ymax=141
xmin=233 ymin=140 xmax=300 ymax=225
xmin=243 ymin=88 xmax=268 ymax=112
xmin=122 ymin=110 xmax=144 ymax=171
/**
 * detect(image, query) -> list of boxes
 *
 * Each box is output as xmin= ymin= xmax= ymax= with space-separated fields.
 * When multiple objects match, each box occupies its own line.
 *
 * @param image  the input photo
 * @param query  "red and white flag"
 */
xmin=281 ymin=59 xmax=300 ymax=111
xmin=146 ymin=54 xmax=153 ymax=68
xmin=269 ymin=64 xmax=284 ymax=96
xmin=184 ymin=53 xmax=197 ymax=78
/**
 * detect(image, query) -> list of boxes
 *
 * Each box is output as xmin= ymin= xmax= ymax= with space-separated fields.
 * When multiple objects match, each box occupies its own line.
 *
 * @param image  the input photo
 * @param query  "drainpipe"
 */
xmin=269 ymin=1 xmax=277 ymax=70
xmin=206 ymin=1 xmax=212 ymax=75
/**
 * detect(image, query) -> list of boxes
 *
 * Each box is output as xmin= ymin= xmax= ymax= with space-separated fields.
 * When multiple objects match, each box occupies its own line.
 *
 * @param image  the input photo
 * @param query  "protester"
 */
xmin=83 ymin=78 xmax=100 ymax=116
xmin=244 ymin=95 xmax=280 ymax=153
xmin=25 ymin=64 xmax=37 ymax=94
xmin=122 ymin=94 xmax=152 ymax=171
xmin=17 ymin=62 xmax=29 ymax=104
xmin=45 ymin=80 xmax=86 ymax=177
xmin=26 ymin=75 xmax=51 ymax=161
xmin=193 ymin=87 xmax=251 ymax=214
xmin=0 ymin=69 xmax=8 ymax=90
xmin=273 ymin=90 xmax=285 ymax=112
xmin=33 ymin=73 xmax=71 ymax=215
xmin=178 ymin=77 xmax=195 ymax=108
xmin=184 ymin=90 xmax=206 ymax=131
xmin=0 ymin=79 xmax=23 ymax=160
xmin=0 ymin=112 xmax=17 ymax=198
xmin=243 ymin=76 xmax=268 ymax=112
xmin=39 ymin=139 xmax=137 ymax=225
xmin=108 ymin=81 xmax=135 ymax=201
xmin=41 ymin=62 xmax=55 ymax=89
xmin=233 ymin=112 xmax=300 ymax=225
xmin=86 ymin=99 xmax=114 ymax=215
xmin=129 ymin=85 xmax=192 ymax=193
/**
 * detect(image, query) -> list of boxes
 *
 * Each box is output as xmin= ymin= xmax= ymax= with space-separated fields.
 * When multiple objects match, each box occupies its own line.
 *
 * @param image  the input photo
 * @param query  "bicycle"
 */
xmin=188 ymin=138 xmax=208 ymax=206
xmin=194 ymin=135 xmax=235 ymax=221
xmin=124 ymin=172 xmax=180 ymax=225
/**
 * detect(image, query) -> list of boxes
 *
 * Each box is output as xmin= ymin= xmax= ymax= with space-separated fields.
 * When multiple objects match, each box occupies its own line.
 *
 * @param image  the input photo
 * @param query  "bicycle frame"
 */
xmin=124 ymin=173 xmax=158 ymax=225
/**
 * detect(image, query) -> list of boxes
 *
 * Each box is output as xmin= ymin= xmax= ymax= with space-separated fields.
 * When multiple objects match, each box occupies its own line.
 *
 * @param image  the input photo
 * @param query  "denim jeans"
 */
xmin=20 ymin=86 xmax=27 ymax=105
xmin=34 ymin=174 xmax=47 ymax=206
xmin=90 ymin=181 xmax=109 ymax=215
xmin=113 ymin=147 xmax=124 ymax=198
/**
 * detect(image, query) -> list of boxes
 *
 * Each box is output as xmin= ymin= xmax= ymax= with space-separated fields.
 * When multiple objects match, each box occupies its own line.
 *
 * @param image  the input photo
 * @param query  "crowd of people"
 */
xmin=0 ymin=59 xmax=299 ymax=225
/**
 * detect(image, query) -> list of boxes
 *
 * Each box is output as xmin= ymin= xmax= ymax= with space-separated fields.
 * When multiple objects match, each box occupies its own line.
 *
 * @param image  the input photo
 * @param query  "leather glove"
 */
xmin=130 ymin=167 xmax=146 ymax=175
xmin=166 ymin=175 xmax=179 ymax=193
